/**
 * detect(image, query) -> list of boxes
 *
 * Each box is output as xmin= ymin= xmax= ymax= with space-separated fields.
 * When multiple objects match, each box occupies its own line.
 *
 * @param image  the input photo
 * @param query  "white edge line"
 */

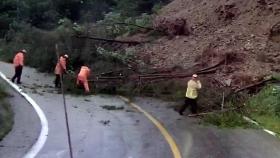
xmin=0 ymin=71 xmax=48 ymax=158
xmin=263 ymin=129 xmax=277 ymax=137
xmin=242 ymin=116 xmax=259 ymax=125
xmin=243 ymin=116 xmax=278 ymax=137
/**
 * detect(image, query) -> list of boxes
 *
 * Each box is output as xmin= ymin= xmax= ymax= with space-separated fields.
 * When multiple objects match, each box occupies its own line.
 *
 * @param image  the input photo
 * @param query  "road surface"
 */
xmin=0 ymin=79 xmax=41 ymax=158
xmin=0 ymin=61 xmax=280 ymax=158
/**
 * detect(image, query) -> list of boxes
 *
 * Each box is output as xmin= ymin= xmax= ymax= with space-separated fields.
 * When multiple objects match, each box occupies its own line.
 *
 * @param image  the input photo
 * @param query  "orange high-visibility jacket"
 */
xmin=54 ymin=56 xmax=67 ymax=75
xmin=13 ymin=52 xmax=24 ymax=67
xmin=77 ymin=66 xmax=91 ymax=92
xmin=77 ymin=66 xmax=90 ymax=82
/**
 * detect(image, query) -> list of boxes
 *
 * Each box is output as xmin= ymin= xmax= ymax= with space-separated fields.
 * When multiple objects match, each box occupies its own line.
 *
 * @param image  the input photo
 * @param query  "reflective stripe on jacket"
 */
xmin=13 ymin=52 xmax=24 ymax=67
xmin=54 ymin=56 xmax=66 ymax=75
xmin=185 ymin=80 xmax=202 ymax=99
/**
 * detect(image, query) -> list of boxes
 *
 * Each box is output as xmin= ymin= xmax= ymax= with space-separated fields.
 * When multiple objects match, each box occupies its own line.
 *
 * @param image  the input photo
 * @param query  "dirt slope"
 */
xmin=136 ymin=0 xmax=280 ymax=88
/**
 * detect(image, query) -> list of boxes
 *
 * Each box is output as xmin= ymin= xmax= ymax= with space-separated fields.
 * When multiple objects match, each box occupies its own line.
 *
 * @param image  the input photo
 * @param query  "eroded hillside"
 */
xmin=135 ymin=0 xmax=280 ymax=89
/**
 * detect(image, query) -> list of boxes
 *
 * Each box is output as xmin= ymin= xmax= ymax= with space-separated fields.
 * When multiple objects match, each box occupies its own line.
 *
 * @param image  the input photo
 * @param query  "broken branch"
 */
xmin=197 ymin=59 xmax=225 ymax=73
xmin=75 ymin=36 xmax=144 ymax=45
xmin=234 ymin=78 xmax=273 ymax=93
xmin=113 ymin=22 xmax=154 ymax=30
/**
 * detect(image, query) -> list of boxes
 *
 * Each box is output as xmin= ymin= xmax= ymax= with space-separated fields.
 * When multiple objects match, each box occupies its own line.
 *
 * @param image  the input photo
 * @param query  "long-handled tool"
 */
xmin=55 ymin=44 xmax=74 ymax=158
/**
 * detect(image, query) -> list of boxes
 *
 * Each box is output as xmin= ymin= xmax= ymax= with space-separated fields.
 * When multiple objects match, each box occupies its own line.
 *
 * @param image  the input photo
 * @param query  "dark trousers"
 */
xmin=179 ymin=97 xmax=198 ymax=114
xmin=11 ymin=66 xmax=23 ymax=83
xmin=54 ymin=74 xmax=63 ymax=88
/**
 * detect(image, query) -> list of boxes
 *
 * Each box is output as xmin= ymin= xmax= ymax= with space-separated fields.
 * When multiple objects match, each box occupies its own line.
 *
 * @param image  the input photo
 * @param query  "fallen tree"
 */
xmin=234 ymin=78 xmax=273 ymax=93
xmin=74 ymin=36 xmax=146 ymax=45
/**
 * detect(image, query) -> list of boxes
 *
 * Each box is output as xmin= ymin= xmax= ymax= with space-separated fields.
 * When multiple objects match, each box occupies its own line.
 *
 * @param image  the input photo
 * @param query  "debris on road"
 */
xmin=101 ymin=105 xmax=124 ymax=111
xmin=84 ymin=99 xmax=91 ymax=102
xmin=99 ymin=120 xmax=110 ymax=126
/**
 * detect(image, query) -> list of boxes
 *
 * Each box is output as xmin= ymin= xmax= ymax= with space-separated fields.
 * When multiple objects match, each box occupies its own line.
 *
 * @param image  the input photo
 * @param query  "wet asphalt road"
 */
xmin=132 ymin=98 xmax=280 ymax=158
xmin=1 ymin=61 xmax=280 ymax=158
xmin=0 ymin=79 xmax=40 ymax=158
xmin=0 ymin=62 xmax=172 ymax=158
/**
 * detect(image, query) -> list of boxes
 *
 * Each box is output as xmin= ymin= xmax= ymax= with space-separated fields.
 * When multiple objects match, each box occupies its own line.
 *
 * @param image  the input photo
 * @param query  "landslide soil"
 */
xmin=133 ymin=0 xmax=280 ymax=89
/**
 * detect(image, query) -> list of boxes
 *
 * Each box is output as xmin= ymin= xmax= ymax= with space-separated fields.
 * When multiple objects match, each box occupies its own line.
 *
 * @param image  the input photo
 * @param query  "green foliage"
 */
xmin=72 ymin=22 xmax=85 ymax=35
xmin=96 ymin=12 xmax=126 ymax=37
xmin=116 ymin=80 xmax=186 ymax=101
xmin=95 ymin=12 xmax=152 ymax=37
xmin=0 ymin=0 xmax=157 ymax=71
xmin=152 ymin=2 xmax=164 ymax=14
xmin=115 ymin=0 xmax=169 ymax=17
xmin=0 ymin=20 xmax=76 ymax=72
xmin=203 ymin=84 xmax=280 ymax=132
xmin=0 ymin=0 xmax=163 ymax=36
xmin=272 ymin=73 xmax=280 ymax=81
xmin=115 ymin=0 xmax=140 ymax=17
xmin=135 ymin=13 xmax=152 ymax=27
xmin=61 ymin=47 xmax=135 ymax=95
xmin=246 ymin=85 xmax=280 ymax=134
xmin=247 ymin=85 xmax=280 ymax=117
xmin=0 ymin=0 xmax=116 ymax=35
xmin=0 ymin=0 xmax=17 ymax=37
xmin=24 ymin=0 xmax=59 ymax=29
xmin=96 ymin=47 xmax=135 ymax=64
xmin=252 ymin=115 xmax=280 ymax=134
xmin=204 ymin=112 xmax=256 ymax=128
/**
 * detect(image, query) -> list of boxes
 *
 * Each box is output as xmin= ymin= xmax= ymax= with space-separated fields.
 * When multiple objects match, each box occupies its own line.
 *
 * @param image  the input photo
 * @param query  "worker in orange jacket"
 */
xmin=11 ymin=49 xmax=27 ymax=84
xmin=76 ymin=66 xmax=91 ymax=93
xmin=54 ymin=54 xmax=68 ymax=88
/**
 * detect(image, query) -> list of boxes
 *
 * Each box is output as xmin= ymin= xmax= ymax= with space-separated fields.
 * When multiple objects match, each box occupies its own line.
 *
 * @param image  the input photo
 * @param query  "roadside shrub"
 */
xmin=247 ymin=85 xmax=280 ymax=117
xmin=242 ymin=84 xmax=280 ymax=134
xmin=204 ymin=111 xmax=255 ymax=128
xmin=272 ymin=86 xmax=280 ymax=117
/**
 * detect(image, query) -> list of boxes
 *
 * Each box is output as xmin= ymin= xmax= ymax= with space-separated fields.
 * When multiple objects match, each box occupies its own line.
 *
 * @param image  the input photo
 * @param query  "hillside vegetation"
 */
xmin=0 ymin=0 xmax=168 ymax=72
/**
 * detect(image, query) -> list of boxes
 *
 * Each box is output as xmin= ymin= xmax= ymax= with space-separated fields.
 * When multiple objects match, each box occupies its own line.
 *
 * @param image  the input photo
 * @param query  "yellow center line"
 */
xmin=119 ymin=96 xmax=182 ymax=158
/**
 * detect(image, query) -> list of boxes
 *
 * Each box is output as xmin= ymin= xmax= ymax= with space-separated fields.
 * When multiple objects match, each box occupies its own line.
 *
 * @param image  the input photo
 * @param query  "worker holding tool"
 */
xmin=11 ymin=49 xmax=27 ymax=84
xmin=76 ymin=65 xmax=91 ymax=93
xmin=54 ymin=54 xmax=69 ymax=88
xmin=179 ymin=74 xmax=202 ymax=115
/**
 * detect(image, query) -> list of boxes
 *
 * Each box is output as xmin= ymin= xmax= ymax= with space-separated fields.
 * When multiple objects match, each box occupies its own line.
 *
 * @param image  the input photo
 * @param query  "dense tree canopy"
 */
xmin=0 ymin=0 xmax=170 ymax=72
xmin=0 ymin=0 xmax=169 ymax=35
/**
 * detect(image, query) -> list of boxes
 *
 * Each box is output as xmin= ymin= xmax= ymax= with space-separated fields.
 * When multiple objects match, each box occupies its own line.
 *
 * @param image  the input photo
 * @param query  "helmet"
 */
xmin=192 ymin=74 xmax=198 ymax=78
xmin=21 ymin=49 xmax=27 ymax=53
